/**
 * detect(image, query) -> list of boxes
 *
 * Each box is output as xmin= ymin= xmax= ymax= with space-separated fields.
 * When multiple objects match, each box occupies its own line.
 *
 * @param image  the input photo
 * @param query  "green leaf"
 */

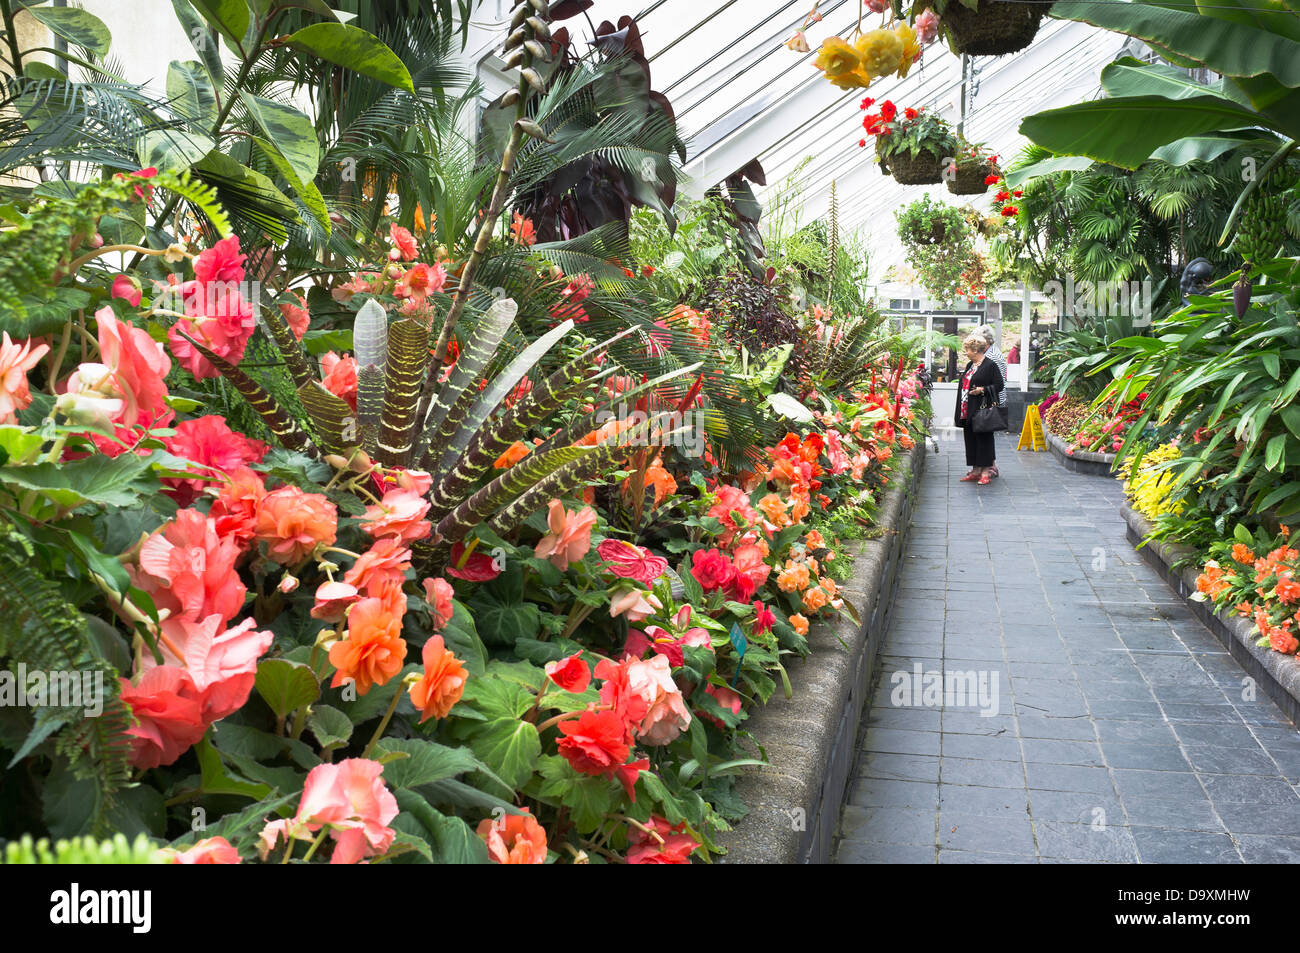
xmin=1019 ymin=94 xmax=1268 ymax=170
xmin=1265 ymin=432 xmax=1287 ymax=471
xmin=188 ymin=0 xmax=252 ymax=53
xmin=468 ymin=718 xmax=540 ymax=792
xmin=0 ymin=453 xmax=156 ymax=508
xmin=249 ymin=134 xmax=331 ymax=232
xmin=137 ymin=128 xmax=216 ymax=174
xmin=254 ymin=658 xmax=320 ymax=721
xmin=306 ymin=704 xmax=352 ymax=748
xmin=536 ymin=755 xmax=611 ymax=834
xmin=21 ymin=4 xmax=111 ymax=57
xmin=166 ymin=60 xmax=218 ymax=126
xmin=171 ymin=0 xmax=224 ymax=85
xmin=282 ymin=22 xmax=415 ymax=94
xmin=373 ymin=737 xmax=484 ymax=789
xmin=238 ymin=93 xmax=320 ymax=186
xmin=459 ymin=676 xmax=535 ymax=721
xmin=468 ymin=591 xmax=540 ymax=647
xmin=439 ymin=600 xmax=488 ymax=676
xmin=194 ymin=734 xmax=272 ymax=800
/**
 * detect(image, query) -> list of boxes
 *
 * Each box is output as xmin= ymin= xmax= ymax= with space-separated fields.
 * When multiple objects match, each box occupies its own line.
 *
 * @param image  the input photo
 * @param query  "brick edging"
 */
xmin=1121 ymin=503 xmax=1300 ymax=724
xmin=1042 ymin=419 xmax=1117 ymax=477
xmin=716 ymin=438 xmax=928 ymax=864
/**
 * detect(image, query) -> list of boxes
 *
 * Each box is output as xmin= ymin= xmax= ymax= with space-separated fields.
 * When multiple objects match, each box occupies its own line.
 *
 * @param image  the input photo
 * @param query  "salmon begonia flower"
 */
xmin=88 ymin=309 xmax=173 ymax=438
xmin=260 ymin=759 xmax=398 ymax=865
xmin=421 ymin=576 xmax=455 ymax=629
xmin=312 ymin=580 xmax=362 ymax=622
xmin=362 ymin=487 xmax=431 ymax=542
xmin=329 ymin=597 xmax=407 ymax=695
xmin=727 ymin=544 xmax=771 ymax=603
xmin=477 ymin=808 xmax=548 ymax=864
xmin=408 ymin=635 xmax=468 ymax=722
xmin=626 ymin=654 xmax=691 ymax=746
xmin=132 ymin=508 xmax=246 ymax=629
xmin=0 ymin=332 xmax=50 ymax=424
xmin=118 ymin=667 xmax=208 ymax=770
xmin=208 ymin=466 xmax=267 ymax=551
xmin=703 ymin=683 xmax=744 ymax=730
xmin=389 ymin=223 xmax=418 ymax=261
xmin=255 ymin=486 xmax=338 ymax=565
xmin=163 ymin=836 xmax=241 ymax=864
xmin=493 ymin=440 xmax=532 ymax=469
xmin=142 ymin=614 xmax=273 ymax=722
xmin=534 ymin=499 xmax=597 ymax=571
xmin=789 ymin=613 xmax=810 ymax=637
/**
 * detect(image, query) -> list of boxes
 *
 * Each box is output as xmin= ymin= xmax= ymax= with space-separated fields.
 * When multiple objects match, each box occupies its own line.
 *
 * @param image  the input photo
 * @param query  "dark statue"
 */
xmin=1180 ymin=257 xmax=1215 ymax=302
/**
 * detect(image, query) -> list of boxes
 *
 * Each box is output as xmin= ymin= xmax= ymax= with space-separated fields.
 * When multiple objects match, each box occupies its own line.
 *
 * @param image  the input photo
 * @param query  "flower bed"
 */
xmin=1123 ymin=506 xmax=1300 ymax=724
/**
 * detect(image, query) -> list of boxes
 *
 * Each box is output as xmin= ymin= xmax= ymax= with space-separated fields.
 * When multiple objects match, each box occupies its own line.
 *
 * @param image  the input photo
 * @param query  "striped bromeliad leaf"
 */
xmin=533 ymin=362 xmax=704 ymax=453
xmin=261 ymin=303 xmax=317 ymax=392
xmin=416 ymin=298 xmax=518 ymax=464
xmin=376 ymin=318 xmax=432 ymax=466
xmin=176 ymin=331 xmax=320 ymax=458
xmin=297 ymin=381 xmax=361 ymax=455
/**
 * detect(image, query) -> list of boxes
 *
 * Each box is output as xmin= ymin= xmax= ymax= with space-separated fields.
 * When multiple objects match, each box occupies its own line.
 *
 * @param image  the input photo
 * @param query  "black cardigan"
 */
xmin=954 ymin=358 xmax=1005 ymax=424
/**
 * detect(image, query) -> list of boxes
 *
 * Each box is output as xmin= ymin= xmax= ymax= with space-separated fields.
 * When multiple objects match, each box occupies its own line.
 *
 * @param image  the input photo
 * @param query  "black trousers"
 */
xmin=962 ymin=419 xmax=996 ymax=467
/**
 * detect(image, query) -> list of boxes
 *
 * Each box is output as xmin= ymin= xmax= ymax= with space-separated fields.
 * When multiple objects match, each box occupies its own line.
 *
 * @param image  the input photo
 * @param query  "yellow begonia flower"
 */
xmin=894 ymin=22 xmax=922 ymax=78
xmin=814 ymin=35 xmax=861 ymax=78
xmin=828 ymin=68 xmax=872 ymax=89
xmin=855 ymin=28 xmax=903 ymax=79
xmin=785 ymin=30 xmax=811 ymax=53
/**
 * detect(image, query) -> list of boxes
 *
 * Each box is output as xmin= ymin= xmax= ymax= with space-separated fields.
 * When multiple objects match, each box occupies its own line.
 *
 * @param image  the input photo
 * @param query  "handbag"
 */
xmin=972 ymin=388 xmax=1007 ymax=433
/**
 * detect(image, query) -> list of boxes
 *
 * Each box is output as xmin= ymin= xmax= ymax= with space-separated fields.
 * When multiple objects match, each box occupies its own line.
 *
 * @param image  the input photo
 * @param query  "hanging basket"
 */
xmin=932 ymin=0 xmax=1051 ymax=57
xmin=880 ymin=148 xmax=945 ymax=185
xmin=947 ymin=161 xmax=994 ymax=195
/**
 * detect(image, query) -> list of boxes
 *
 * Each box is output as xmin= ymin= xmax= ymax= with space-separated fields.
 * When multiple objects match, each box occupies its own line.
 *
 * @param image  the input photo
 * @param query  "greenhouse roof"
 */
xmin=558 ymin=1 xmax=1127 ymax=270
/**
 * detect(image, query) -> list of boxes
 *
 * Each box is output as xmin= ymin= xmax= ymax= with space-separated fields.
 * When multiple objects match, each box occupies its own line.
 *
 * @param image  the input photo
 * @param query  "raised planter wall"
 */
xmin=1123 ymin=504 xmax=1300 ymax=724
xmin=717 ymin=439 xmax=927 ymax=864
xmin=1042 ymin=418 xmax=1117 ymax=477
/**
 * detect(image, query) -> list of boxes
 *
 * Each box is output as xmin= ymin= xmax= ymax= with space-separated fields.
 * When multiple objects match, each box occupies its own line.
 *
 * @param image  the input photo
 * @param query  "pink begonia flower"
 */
xmin=0 ymin=332 xmax=50 ymax=424
xmin=421 ymin=576 xmax=455 ymax=629
xmin=609 ymin=587 xmax=661 ymax=623
xmin=394 ymin=262 xmax=447 ymax=301
xmin=279 ymin=293 xmax=310 ymax=340
xmin=91 ymin=309 xmax=173 ymax=436
xmin=534 ymin=499 xmax=597 ymax=571
xmin=392 ymin=468 xmax=433 ymax=496
xmin=703 ymin=682 xmax=744 ymax=730
xmin=141 ymin=614 xmax=273 ymax=722
xmin=626 ymin=654 xmax=691 ymax=746
xmin=389 ymin=223 xmax=418 ymax=261
xmin=361 ymin=487 xmax=431 ymax=542
xmin=132 ymin=509 xmax=246 ymax=629
xmin=111 ymin=273 xmax=142 ymax=307
xmin=164 ymin=836 xmax=241 ymax=864
xmin=596 ymin=538 xmax=668 ymax=586
xmin=320 ymin=351 xmax=358 ymax=412
xmin=258 ymin=759 xmax=399 ymax=864
xmin=166 ymin=282 xmax=256 ymax=379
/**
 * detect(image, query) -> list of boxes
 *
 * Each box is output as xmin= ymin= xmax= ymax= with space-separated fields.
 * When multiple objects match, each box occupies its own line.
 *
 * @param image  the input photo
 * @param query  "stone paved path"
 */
xmin=832 ymin=428 xmax=1300 ymax=864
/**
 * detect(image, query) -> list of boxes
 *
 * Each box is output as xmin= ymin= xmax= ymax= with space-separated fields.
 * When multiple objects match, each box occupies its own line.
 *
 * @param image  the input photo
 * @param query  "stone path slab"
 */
xmin=832 ymin=428 xmax=1300 ymax=864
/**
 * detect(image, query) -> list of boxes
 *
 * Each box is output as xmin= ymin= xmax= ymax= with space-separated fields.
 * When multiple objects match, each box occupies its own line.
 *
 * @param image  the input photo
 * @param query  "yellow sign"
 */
xmin=1018 ymin=404 xmax=1046 ymax=452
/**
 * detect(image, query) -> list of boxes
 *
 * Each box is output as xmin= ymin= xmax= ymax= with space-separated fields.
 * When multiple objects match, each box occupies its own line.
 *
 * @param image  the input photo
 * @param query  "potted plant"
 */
xmin=899 ymin=0 xmax=1053 ymax=57
xmin=862 ymin=101 xmax=957 ymax=185
xmin=945 ymin=139 xmax=1000 ymax=195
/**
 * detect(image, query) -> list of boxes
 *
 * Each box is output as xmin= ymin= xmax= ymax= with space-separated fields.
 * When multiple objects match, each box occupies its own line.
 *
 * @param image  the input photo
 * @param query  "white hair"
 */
xmin=977 ymin=325 xmax=995 ymax=344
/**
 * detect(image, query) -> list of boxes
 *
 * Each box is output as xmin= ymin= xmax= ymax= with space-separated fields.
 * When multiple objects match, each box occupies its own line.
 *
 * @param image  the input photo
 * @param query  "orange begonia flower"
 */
xmin=408 ymin=635 xmax=468 ymax=722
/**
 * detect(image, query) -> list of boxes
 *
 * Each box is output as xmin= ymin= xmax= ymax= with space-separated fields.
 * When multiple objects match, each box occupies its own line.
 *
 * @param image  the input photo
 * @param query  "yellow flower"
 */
xmin=785 ymin=30 xmax=811 ymax=52
xmin=813 ymin=35 xmax=860 ymax=78
xmin=894 ymin=22 xmax=922 ymax=78
xmin=828 ymin=68 xmax=872 ymax=89
xmin=854 ymin=28 xmax=903 ymax=79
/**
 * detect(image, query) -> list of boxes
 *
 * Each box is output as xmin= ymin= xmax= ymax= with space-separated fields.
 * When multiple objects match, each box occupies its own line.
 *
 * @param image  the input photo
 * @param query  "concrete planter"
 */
xmin=1122 ymin=504 xmax=1300 ymax=724
xmin=1042 ymin=418 xmax=1117 ymax=477
xmin=717 ymin=439 xmax=927 ymax=864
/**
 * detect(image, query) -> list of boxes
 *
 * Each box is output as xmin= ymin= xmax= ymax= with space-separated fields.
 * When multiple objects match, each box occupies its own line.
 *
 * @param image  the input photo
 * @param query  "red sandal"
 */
xmin=978 ymin=473 xmax=992 ymax=485
xmin=960 ymin=473 xmax=979 ymax=482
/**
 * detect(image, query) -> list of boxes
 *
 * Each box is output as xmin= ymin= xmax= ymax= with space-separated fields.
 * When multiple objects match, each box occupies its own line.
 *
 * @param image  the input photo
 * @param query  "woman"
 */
xmin=955 ymin=332 xmax=1004 ymax=486
xmin=977 ymin=325 xmax=1008 ymax=478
